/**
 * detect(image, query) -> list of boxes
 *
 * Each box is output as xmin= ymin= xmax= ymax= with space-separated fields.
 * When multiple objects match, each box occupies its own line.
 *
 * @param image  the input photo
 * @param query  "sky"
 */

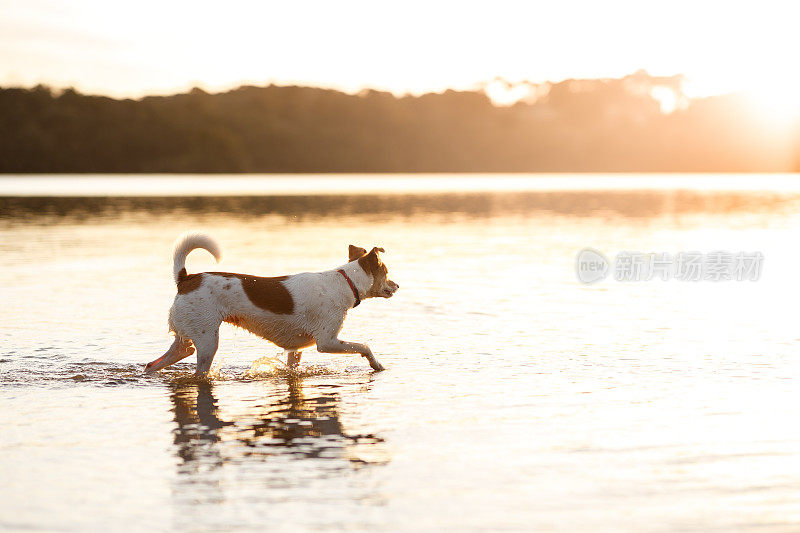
xmin=1 ymin=0 xmax=799 ymax=102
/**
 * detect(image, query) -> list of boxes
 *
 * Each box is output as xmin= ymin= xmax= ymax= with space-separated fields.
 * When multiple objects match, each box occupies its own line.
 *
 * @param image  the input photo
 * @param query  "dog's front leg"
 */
xmin=315 ymin=338 xmax=385 ymax=371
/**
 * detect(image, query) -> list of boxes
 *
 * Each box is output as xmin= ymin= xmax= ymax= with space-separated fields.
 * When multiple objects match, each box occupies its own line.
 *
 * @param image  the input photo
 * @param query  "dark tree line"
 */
xmin=0 ymin=72 xmax=797 ymax=173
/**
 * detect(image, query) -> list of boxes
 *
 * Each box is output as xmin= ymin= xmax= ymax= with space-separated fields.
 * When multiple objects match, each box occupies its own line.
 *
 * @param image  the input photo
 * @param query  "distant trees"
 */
xmin=0 ymin=73 xmax=797 ymax=173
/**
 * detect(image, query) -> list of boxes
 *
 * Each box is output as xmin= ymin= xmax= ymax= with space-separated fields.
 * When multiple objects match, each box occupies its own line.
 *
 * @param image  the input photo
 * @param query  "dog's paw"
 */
xmin=369 ymin=360 xmax=386 ymax=372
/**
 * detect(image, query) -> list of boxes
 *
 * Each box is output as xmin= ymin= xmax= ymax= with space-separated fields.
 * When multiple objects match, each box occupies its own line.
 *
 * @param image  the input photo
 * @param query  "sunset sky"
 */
xmin=1 ymin=0 xmax=799 ymax=103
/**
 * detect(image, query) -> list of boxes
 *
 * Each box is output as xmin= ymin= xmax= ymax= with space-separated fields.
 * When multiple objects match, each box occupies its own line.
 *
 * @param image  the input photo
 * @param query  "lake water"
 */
xmin=3 ymin=174 xmax=800 ymax=532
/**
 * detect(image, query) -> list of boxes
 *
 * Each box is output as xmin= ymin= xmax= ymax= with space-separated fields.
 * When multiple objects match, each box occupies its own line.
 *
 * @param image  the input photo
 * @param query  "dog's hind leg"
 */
xmin=192 ymin=329 xmax=220 ymax=374
xmin=145 ymin=336 xmax=194 ymax=373
xmin=286 ymin=350 xmax=302 ymax=369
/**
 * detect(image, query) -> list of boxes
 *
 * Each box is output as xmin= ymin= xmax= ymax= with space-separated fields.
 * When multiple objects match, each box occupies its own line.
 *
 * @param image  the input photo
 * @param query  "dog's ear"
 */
xmin=371 ymin=247 xmax=385 ymax=254
xmin=362 ymin=247 xmax=381 ymax=269
xmin=358 ymin=247 xmax=385 ymax=274
xmin=349 ymin=245 xmax=368 ymax=261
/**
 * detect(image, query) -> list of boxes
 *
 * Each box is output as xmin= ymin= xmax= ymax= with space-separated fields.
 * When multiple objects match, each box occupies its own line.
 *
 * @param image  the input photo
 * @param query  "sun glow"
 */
xmin=1 ymin=0 xmax=799 ymax=105
xmin=743 ymin=84 xmax=800 ymax=128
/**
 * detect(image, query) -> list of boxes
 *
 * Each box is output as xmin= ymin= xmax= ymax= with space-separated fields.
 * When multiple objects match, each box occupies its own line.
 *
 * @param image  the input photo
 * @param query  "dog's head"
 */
xmin=349 ymin=245 xmax=399 ymax=298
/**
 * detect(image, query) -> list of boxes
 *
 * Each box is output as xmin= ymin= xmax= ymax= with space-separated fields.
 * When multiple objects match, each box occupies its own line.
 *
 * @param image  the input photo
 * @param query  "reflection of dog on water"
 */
xmin=170 ymin=377 xmax=386 ymax=469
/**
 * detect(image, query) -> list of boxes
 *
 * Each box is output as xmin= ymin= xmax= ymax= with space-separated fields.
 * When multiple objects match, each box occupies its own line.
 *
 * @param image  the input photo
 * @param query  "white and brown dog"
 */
xmin=145 ymin=233 xmax=399 ymax=374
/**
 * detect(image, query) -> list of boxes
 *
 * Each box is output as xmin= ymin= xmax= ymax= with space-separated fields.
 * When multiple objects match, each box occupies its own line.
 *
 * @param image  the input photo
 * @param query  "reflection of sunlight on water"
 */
xmin=7 ymin=179 xmax=800 ymax=531
xmin=6 ymin=173 xmax=800 ymax=198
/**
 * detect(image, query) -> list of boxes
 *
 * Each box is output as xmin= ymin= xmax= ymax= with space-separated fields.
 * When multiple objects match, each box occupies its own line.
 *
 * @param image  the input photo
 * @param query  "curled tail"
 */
xmin=172 ymin=232 xmax=222 ymax=284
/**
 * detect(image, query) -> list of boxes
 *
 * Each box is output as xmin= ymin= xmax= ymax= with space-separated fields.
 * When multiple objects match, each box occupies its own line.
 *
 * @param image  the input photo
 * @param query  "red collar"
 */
xmin=337 ymin=269 xmax=361 ymax=307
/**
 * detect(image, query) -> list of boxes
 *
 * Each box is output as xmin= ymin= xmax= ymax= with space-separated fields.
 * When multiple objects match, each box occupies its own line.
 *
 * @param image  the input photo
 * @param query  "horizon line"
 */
xmin=1 ymin=70 xmax=736 ymax=106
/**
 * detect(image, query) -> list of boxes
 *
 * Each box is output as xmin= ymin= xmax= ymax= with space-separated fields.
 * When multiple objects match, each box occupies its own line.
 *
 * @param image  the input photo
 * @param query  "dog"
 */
xmin=144 ymin=233 xmax=399 ymax=374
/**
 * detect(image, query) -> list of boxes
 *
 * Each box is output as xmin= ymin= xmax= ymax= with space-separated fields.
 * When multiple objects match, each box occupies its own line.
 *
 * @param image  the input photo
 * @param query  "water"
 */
xmin=3 ymin=174 xmax=800 ymax=532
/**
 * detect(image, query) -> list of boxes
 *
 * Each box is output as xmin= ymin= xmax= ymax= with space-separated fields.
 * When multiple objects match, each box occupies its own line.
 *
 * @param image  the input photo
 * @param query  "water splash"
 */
xmin=244 ymin=356 xmax=344 ymax=379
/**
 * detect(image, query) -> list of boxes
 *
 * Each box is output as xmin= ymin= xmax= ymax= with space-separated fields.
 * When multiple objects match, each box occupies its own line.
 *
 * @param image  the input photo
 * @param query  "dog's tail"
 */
xmin=172 ymin=232 xmax=222 ymax=284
